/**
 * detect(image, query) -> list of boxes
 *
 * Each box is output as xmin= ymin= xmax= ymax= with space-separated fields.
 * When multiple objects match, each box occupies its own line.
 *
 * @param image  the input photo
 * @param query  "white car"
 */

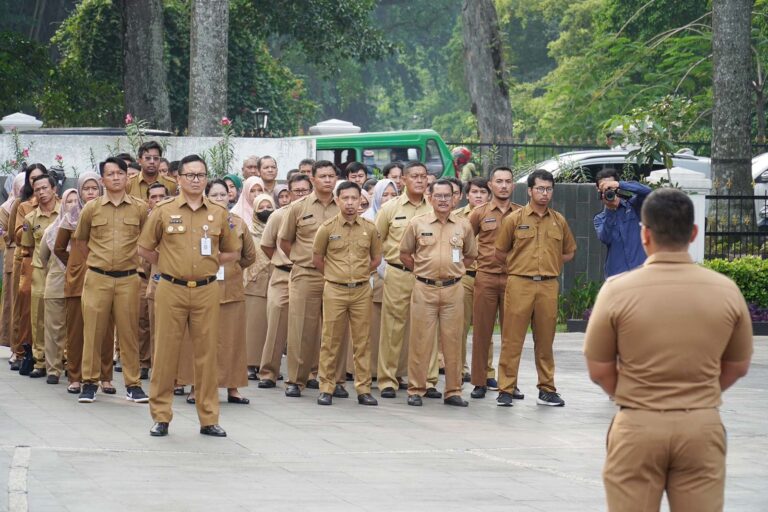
xmin=751 ymin=153 xmax=768 ymax=228
xmin=516 ymin=149 xmax=711 ymax=184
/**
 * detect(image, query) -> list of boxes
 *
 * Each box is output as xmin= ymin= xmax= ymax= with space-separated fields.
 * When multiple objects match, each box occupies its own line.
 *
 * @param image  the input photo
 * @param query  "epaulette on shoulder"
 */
xmin=208 ymin=201 xmax=228 ymax=211
xmin=320 ymin=216 xmax=336 ymax=227
xmin=154 ymin=197 xmax=176 ymax=208
xmin=360 ymin=216 xmax=375 ymax=227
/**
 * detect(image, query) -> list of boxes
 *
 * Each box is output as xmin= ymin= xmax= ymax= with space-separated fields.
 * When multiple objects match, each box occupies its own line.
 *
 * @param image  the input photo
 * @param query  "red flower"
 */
xmin=55 ymin=154 xmax=63 ymax=163
xmin=125 ymin=113 xmax=134 ymax=125
xmin=10 ymin=159 xmax=17 ymax=167
xmin=220 ymin=117 xmax=232 ymax=126
xmin=22 ymin=148 xmax=29 ymax=158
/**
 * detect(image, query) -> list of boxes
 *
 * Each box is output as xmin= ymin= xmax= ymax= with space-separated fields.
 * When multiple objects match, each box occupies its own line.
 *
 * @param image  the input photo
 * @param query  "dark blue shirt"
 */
xmin=593 ymin=181 xmax=652 ymax=277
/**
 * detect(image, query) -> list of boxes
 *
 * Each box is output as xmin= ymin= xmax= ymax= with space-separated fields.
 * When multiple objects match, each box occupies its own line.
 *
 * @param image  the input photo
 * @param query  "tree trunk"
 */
xmin=188 ymin=0 xmax=229 ymax=137
xmin=461 ymin=0 xmax=514 ymax=174
xmin=122 ymin=0 xmax=172 ymax=131
xmin=711 ymin=0 xmax=753 ymax=195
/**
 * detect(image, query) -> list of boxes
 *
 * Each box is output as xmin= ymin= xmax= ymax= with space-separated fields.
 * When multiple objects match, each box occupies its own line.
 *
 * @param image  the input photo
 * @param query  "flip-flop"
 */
xmin=67 ymin=384 xmax=81 ymax=394
xmin=173 ymin=386 xmax=186 ymax=396
xmin=101 ymin=383 xmax=116 ymax=395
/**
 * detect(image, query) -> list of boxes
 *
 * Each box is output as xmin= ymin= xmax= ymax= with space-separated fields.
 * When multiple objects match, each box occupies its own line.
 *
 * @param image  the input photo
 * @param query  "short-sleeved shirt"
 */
xmin=260 ymin=205 xmax=292 ymax=267
xmin=74 ymin=194 xmax=148 ymax=271
xmin=400 ymin=212 xmax=477 ymax=280
xmin=469 ymin=200 xmax=523 ymax=274
xmin=495 ymin=204 xmax=576 ymax=277
xmin=584 ymin=252 xmax=753 ymax=410
xmin=278 ymin=192 xmax=339 ymax=268
xmin=126 ymin=171 xmax=177 ymax=200
xmin=376 ymin=193 xmax=431 ymax=265
xmin=22 ymin=202 xmax=60 ymax=269
xmin=219 ymin=215 xmax=257 ymax=304
xmin=452 ymin=204 xmax=478 ymax=272
xmin=138 ymin=194 xmax=238 ymax=280
xmin=313 ymin=214 xmax=381 ymax=283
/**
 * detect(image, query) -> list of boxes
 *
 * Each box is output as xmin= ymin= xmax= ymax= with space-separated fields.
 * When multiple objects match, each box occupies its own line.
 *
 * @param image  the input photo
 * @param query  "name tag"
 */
xmin=394 ymin=216 xmax=407 ymax=220
xmin=452 ymin=247 xmax=461 ymax=263
xmin=420 ymin=232 xmax=433 ymax=237
xmin=302 ymin=214 xmax=314 ymax=220
xmin=201 ymin=237 xmax=212 ymax=256
xmin=216 ymin=266 xmax=225 ymax=280
xmin=329 ymin=234 xmax=342 ymax=241
xmin=518 ymin=225 xmax=530 ymax=230
xmin=483 ymin=218 xmax=496 ymax=223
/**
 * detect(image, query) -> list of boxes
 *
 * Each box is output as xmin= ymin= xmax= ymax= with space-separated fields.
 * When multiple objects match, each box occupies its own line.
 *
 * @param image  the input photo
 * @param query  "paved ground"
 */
xmin=1 ymin=333 xmax=766 ymax=512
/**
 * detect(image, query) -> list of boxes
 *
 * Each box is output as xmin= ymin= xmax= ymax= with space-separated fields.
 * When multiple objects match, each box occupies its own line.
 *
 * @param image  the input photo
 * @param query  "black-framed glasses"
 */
xmin=180 ymin=173 xmax=207 ymax=182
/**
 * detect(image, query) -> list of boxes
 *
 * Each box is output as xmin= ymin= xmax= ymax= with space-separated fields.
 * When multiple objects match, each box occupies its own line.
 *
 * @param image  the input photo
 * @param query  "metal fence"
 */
xmin=705 ymin=194 xmax=768 ymax=260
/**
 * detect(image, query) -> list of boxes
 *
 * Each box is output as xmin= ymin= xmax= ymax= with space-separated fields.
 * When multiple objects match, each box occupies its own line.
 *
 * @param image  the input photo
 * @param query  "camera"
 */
xmin=601 ymin=188 xmax=632 ymax=201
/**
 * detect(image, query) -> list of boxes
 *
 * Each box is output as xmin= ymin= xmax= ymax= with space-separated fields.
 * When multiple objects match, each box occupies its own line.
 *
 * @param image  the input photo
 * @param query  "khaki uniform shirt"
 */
xmin=400 ymin=212 xmax=477 ymax=280
xmin=469 ymin=200 xmax=523 ymax=274
xmin=584 ymin=252 xmax=753 ymax=410
xmin=14 ymin=199 xmax=37 ymax=250
xmin=0 ymin=207 xmax=8 ymax=252
xmin=278 ymin=192 xmax=339 ymax=268
xmin=313 ymin=214 xmax=381 ymax=283
xmin=219 ymin=215 xmax=257 ymax=304
xmin=39 ymin=227 xmax=65 ymax=299
xmin=126 ymin=171 xmax=177 ymax=200
xmin=74 ymin=194 xmax=148 ymax=271
xmin=495 ymin=204 xmax=576 ymax=277
xmin=244 ymin=216 xmax=272 ymax=297
xmin=138 ymin=195 xmax=238 ymax=280
xmin=452 ymin=204 xmax=478 ymax=272
xmin=21 ymin=201 xmax=60 ymax=269
xmin=261 ymin=205 xmax=292 ymax=267
xmin=376 ymin=193 xmax=431 ymax=265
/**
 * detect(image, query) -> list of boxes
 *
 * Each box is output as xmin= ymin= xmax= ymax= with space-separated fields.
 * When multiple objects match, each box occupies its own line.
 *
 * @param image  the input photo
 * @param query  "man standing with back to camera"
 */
xmin=584 ymin=188 xmax=752 ymax=512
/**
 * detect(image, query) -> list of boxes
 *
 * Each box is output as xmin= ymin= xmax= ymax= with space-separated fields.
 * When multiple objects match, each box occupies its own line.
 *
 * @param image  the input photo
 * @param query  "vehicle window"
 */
xmin=316 ymin=148 xmax=355 ymax=168
xmin=363 ymin=147 xmax=421 ymax=174
xmin=425 ymin=139 xmax=445 ymax=177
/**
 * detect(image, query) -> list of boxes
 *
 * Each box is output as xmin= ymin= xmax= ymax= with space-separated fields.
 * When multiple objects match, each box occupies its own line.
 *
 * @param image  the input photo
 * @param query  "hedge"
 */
xmin=703 ymin=256 xmax=768 ymax=308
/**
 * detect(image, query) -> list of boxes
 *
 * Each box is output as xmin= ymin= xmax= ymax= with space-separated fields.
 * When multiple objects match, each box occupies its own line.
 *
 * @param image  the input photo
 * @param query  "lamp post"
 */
xmin=250 ymin=108 xmax=270 ymax=137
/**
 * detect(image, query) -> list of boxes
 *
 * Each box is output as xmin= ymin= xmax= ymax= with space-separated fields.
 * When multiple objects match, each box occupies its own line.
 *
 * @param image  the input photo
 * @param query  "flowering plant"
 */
xmin=0 ymin=128 xmax=33 ymax=175
xmin=124 ymin=112 xmax=148 ymax=156
xmin=202 ymin=116 xmax=235 ymax=177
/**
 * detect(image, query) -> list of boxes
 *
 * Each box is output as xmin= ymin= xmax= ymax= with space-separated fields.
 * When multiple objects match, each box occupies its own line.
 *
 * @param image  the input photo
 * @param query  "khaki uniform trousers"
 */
xmin=9 ymin=256 xmax=22 ymax=357
xmin=149 ymin=296 xmax=195 ymax=387
xmin=377 ymin=266 xmax=414 ymax=391
xmin=149 ymin=279 xmax=220 ymax=426
xmin=498 ymin=276 xmax=558 ymax=394
xmin=65 ymin=297 xmax=114 ymax=384
xmin=218 ymin=300 xmax=248 ymax=389
xmin=245 ymin=294 xmax=268 ymax=368
xmin=319 ymin=282 xmax=372 ymax=395
xmin=408 ymin=281 xmax=463 ymax=399
xmin=346 ymin=275 xmax=384 ymax=377
xmin=258 ymin=267 xmax=289 ymax=381
xmin=43 ymin=297 xmax=66 ymax=375
xmin=1 ymin=251 xmax=13 ymax=347
xmin=604 ymin=408 xmax=726 ymax=512
xmin=285 ymin=265 xmax=324 ymax=390
xmin=471 ymin=271 xmax=506 ymax=386
xmin=13 ymin=257 xmax=32 ymax=358
xmin=31 ymin=268 xmax=46 ymax=369
xmin=81 ymin=271 xmax=141 ymax=387
xmin=138 ymin=275 xmax=151 ymax=369
xmin=457 ymin=274 xmax=493 ymax=378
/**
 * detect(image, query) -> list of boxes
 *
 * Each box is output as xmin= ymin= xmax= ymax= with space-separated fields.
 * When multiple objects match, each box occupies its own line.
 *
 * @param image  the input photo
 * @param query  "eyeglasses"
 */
xmin=533 ymin=186 xmax=554 ymax=194
xmin=432 ymin=194 xmax=452 ymax=201
xmin=291 ymin=188 xmax=311 ymax=196
xmin=179 ymin=173 xmax=207 ymax=181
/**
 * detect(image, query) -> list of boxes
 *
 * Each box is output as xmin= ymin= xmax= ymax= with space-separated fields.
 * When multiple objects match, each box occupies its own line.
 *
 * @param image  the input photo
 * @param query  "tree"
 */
xmin=122 ymin=0 xmax=171 ymax=130
xmin=188 ymin=0 xmax=228 ymax=136
xmin=711 ymin=0 xmax=753 ymax=195
xmin=461 ymin=0 xmax=513 ymax=164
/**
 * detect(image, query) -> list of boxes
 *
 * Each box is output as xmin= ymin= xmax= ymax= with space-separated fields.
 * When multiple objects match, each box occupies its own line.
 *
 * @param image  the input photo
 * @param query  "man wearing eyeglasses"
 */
xmin=494 ymin=169 xmax=576 ymax=407
xmin=127 ymin=141 xmax=178 ymax=200
xmin=138 ymin=154 xmax=239 ymax=438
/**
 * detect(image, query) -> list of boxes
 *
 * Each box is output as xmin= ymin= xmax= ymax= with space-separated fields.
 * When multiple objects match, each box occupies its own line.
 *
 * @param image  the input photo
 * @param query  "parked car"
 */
xmin=515 ymin=149 xmax=711 ymax=184
xmin=751 ymin=153 xmax=768 ymax=229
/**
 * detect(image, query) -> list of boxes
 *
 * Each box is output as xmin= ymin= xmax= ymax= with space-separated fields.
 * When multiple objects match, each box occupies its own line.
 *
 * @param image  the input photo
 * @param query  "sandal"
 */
xmin=186 ymin=393 xmax=196 ymax=404
xmin=173 ymin=386 xmax=186 ymax=396
xmin=101 ymin=382 xmax=116 ymax=394
xmin=67 ymin=383 xmax=81 ymax=394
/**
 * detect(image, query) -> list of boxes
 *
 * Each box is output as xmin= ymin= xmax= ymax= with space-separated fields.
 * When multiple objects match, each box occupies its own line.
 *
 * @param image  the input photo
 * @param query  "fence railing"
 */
xmin=705 ymin=194 xmax=768 ymax=260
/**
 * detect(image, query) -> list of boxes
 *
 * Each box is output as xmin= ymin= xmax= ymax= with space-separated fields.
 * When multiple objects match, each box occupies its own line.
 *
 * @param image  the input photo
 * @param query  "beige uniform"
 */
xmin=314 ymin=214 xmax=381 ymax=395
xmin=584 ymin=252 xmax=753 ymax=512
xmin=126 ymin=172 xmax=177 ymax=200
xmin=400 ymin=211 xmax=477 ymax=398
xmin=244 ymin=215 xmax=272 ymax=369
xmin=0 ymin=207 xmax=12 ymax=347
xmin=13 ymin=199 xmax=37 ymax=359
xmin=495 ymin=204 xmax=576 ymax=394
xmin=278 ymin=192 xmax=339 ymax=391
xmin=39 ymin=225 xmax=66 ymax=376
xmin=139 ymin=195 xmax=238 ymax=426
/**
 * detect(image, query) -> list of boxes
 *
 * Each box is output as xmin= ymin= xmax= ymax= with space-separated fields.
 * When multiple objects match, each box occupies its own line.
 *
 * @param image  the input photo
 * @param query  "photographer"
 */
xmin=593 ymin=168 xmax=652 ymax=277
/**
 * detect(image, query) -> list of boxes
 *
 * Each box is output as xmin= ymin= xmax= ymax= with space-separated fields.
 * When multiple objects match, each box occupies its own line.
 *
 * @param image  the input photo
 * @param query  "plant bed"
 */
xmin=754 ymin=322 xmax=768 ymax=336
xmin=566 ymin=319 xmax=588 ymax=333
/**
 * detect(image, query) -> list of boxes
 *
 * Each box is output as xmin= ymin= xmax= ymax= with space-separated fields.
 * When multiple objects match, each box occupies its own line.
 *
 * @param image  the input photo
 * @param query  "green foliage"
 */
xmin=703 ymin=257 xmax=768 ymax=308
xmin=0 ymin=31 xmax=51 ymax=117
xmin=558 ymin=275 xmax=602 ymax=322
xmin=201 ymin=118 xmax=235 ymax=178
xmin=0 ymin=128 xmax=33 ymax=175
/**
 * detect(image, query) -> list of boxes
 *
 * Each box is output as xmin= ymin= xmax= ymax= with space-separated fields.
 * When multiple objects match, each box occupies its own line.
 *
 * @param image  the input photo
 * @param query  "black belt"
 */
xmin=138 ymin=272 xmax=148 ymax=279
xmin=465 ymin=270 xmax=477 ymax=278
xmin=387 ymin=262 xmax=411 ymax=272
xmin=416 ymin=276 xmax=461 ymax=287
xmin=160 ymin=273 xmax=217 ymax=288
xmin=512 ymin=274 xmax=558 ymax=281
xmin=89 ymin=267 xmax=137 ymax=278
xmin=275 ymin=265 xmax=293 ymax=272
xmin=327 ymin=280 xmax=368 ymax=289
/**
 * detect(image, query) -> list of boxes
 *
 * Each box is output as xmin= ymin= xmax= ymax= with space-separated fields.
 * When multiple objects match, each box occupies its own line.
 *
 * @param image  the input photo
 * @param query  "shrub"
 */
xmin=703 ymin=256 xmax=768 ymax=308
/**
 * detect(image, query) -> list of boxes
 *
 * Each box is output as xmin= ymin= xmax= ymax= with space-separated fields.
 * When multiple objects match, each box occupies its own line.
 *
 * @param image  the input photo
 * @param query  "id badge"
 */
xmin=201 ymin=237 xmax=212 ymax=256
xmin=216 ymin=266 xmax=225 ymax=280
xmin=452 ymin=247 xmax=461 ymax=264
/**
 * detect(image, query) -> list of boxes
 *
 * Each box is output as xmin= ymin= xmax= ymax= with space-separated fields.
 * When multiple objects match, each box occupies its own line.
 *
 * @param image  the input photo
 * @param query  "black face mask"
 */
xmin=256 ymin=209 xmax=274 ymax=223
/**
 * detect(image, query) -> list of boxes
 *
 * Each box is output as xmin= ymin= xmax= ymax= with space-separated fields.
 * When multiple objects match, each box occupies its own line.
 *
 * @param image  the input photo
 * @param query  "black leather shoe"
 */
xmin=471 ymin=386 xmax=487 ymax=399
xmin=380 ymin=387 xmax=396 ymax=398
xmin=345 ymin=372 xmax=354 ymax=381
xmin=463 ymin=372 xmax=471 ymax=383
xmin=357 ymin=393 xmax=378 ymax=406
xmin=247 ymin=368 xmax=258 ymax=380
xmin=444 ymin=395 xmax=469 ymax=407
xmin=285 ymin=384 xmax=301 ymax=397
xmin=424 ymin=387 xmax=442 ymax=399
xmin=317 ymin=392 xmax=332 ymax=406
xmin=150 ymin=422 xmax=169 ymax=437
xmin=140 ymin=367 xmax=149 ymax=380
xmin=306 ymin=379 xmax=319 ymax=389
xmin=333 ymin=384 xmax=349 ymax=398
xmin=29 ymin=368 xmax=46 ymax=378
xmin=227 ymin=395 xmax=250 ymax=404
xmin=200 ymin=424 xmax=227 ymax=437
xmin=46 ymin=374 xmax=59 ymax=385
xmin=114 ymin=360 xmax=122 ymax=372
xmin=512 ymin=387 xmax=525 ymax=400
xmin=258 ymin=379 xmax=276 ymax=389
xmin=407 ymin=394 xmax=423 ymax=407
xmin=397 ymin=380 xmax=408 ymax=390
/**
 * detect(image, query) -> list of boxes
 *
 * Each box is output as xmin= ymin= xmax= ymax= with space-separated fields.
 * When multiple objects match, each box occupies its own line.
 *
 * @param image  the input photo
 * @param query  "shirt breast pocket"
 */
xmin=547 ymin=227 xmax=563 ymax=241
xmin=418 ymin=235 xmax=435 ymax=247
xmin=207 ymin=225 xmax=222 ymax=245
xmin=123 ymin=216 xmax=140 ymax=235
xmin=297 ymin=216 xmax=316 ymax=235
xmin=390 ymin=218 xmax=408 ymax=237
xmin=515 ymin=228 xmax=535 ymax=240
xmin=91 ymin=216 xmax=108 ymax=235
xmin=355 ymin=238 xmax=371 ymax=257
xmin=480 ymin=221 xmax=497 ymax=232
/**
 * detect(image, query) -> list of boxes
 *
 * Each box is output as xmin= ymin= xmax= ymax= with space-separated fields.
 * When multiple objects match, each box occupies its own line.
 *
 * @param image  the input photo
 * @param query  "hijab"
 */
xmin=363 ymin=178 xmax=397 ymax=221
xmin=60 ymin=172 xmax=101 ymax=231
xmin=272 ymin=183 xmax=288 ymax=206
xmin=230 ymin=176 xmax=264 ymax=225
xmin=2 ymin=173 xmax=25 ymax=214
xmin=250 ymin=193 xmax=276 ymax=232
xmin=44 ymin=188 xmax=79 ymax=263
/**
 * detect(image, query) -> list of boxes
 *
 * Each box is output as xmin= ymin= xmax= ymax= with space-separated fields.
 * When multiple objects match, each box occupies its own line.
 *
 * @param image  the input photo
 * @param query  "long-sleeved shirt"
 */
xmin=593 ymin=180 xmax=652 ymax=278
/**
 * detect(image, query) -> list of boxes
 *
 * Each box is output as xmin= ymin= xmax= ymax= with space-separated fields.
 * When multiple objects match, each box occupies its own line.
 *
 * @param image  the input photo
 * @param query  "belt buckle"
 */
xmin=533 ymin=276 xmax=542 ymax=281
xmin=434 ymin=280 xmax=444 ymax=287
xmin=187 ymin=280 xmax=197 ymax=288
xmin=346 ymin=282 xmax=355 ymax=288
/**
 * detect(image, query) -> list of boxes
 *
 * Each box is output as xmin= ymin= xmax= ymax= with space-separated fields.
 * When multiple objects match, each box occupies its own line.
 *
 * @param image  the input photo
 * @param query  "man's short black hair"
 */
xmin=115 ymin=152 xmax=135 ymax=163
xmin=288 ymin=173 xmax=312 ymax=191
xmin=363 ymin=178 xmax=377 ymax=193
xmin=641 ymin=188 xmax=694 ymax=248
xmin=32 ymin=174 xmax=56 ymax=190
xmin=464 ymin=177 xmax=490 ymax=195
xmin=179 ymin=154 xmax=207 ymax=174
xmin=128 ymin=162 xmax=141 ymax=171
xmin=286 ymin=169 xmax=299 ymax=180
xmin=258 ymin=155 xmax=276 ymax=170
xmin=429 ymin=179 xmax=453 ymax=194
xmin=147 ymin=182 xmax=169 ymax=198
xmin=527 ymin=169 xmax=555 ymax=188
xmin=489 ymin=166 xmax=514 ymax=181
xmin=382 ymin=161 xmax=403 ymax=177
xmin=335 ymin=180 xmax=361 ymax=197
xmin=299 ymin=158 xmax=316 ymax=168
xmin=404 ymin=161 xmax=427 ymax=175
xmin=445 ymin=176 xmax=463 ymax=194
xmin=169 ymin=160 xmax=181 ymax=173
xmin=138 ymin=141 xmax=163 ymax=158
xmin=595 ymin=168 xmax=620 ymax=184
xmin=99 ymin=157 xmax=128 ymax=176
xmin=312 ymin=160 xmax=338 ymax=177
xmin=345 ymin=161 xmax=367 ymax=178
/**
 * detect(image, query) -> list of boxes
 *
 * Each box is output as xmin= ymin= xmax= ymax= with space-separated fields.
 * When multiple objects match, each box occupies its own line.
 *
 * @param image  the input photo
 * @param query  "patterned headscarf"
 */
xmin=44 ymin=188 xmax=80 ymax=263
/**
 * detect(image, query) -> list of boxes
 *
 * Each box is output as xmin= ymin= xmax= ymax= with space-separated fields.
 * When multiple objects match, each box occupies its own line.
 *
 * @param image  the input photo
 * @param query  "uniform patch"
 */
xmin=395 ymin=216 xmax=407 ymax=220
xmin=329 ymin=234 xmax=342 ymax=241
xmin=420 ymin=232 xmax=433 ymax=236
xmin=483 ymin=218 xmax=496 ymax=223
xmin=518 ymin=225 xmax=530 ymax=230
xmin=302 ymin=214 xmax=314 ymax=220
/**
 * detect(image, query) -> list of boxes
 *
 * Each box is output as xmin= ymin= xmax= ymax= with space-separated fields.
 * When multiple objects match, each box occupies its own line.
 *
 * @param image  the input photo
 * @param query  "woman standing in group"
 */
xmin=1 ymin=174 xmax=25 ymax=359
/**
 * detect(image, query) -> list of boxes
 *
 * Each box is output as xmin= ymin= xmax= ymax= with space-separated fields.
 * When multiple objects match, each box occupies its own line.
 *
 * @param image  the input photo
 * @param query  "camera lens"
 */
xmin=604 ymin=189 xmax=616 ymax=201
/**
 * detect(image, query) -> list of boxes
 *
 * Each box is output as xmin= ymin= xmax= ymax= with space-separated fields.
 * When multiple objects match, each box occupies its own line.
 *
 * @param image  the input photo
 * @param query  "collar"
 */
xmin=523 ymin=203 xmax=551 ymax=218
xmin=340 ymin=214 xmax=363 ymax=227
xmin=37 ymin=199 xmax=60 ymax=217
xmin=398 ymin=193 xmax=426 ymax=208
xmin=424 ymin=211 xmax=457 ymax=224
xmin=176 ymin=194 xmax=212 ymax=210
xmin=99 ymin=193 xmax=134 ymax=206
xmin=644 ymin=251 xmax=693 ymax=265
